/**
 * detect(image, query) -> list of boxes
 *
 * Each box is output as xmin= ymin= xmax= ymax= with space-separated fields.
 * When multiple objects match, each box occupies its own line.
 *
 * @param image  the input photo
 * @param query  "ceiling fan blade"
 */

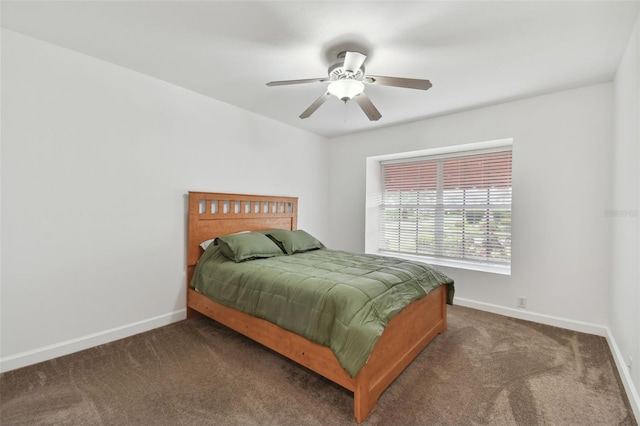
xmin=353 ymin=92 xmax=382 ymax=121
xmin=343 ymin=51 xmax=367 ymax=73
xmin=299 ymin=92 xmax=331 ymax=119
xmin=267 ymin=77 xmax=328 ymax=87
xmin=366 ymin=75 xmax=432 ymax=90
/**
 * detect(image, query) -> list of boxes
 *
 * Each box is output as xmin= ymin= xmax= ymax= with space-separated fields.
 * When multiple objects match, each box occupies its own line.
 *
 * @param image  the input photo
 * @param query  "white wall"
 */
xmin=612 ymin=16 xmax=640 ymax=405
xmin=328 ymin=83 xmax=613 ymax=328
xmin=0 ymin=29 xmax=329 ymax=371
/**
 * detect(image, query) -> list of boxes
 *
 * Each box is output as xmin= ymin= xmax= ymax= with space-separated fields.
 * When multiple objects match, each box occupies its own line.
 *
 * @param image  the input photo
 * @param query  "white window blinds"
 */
xmin=380 ymin=148 xmax=512 ymax=266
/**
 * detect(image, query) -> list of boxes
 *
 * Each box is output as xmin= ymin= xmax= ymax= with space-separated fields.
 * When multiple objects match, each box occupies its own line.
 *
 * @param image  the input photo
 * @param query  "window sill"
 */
xmin=372 ymin=251 xmax=511 ymax=276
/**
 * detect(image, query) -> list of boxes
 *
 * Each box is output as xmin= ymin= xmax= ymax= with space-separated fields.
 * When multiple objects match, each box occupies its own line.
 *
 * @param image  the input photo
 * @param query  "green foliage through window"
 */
xmin=380 ymin=149 xmax=512 ymax=265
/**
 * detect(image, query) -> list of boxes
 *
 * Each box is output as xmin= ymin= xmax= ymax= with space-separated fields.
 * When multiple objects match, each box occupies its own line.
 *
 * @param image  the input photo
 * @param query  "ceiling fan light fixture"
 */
xmin=327 ymin=79 xmax=364 ymax=102
xmin=266 ymin=49 xmax=432 ymax=121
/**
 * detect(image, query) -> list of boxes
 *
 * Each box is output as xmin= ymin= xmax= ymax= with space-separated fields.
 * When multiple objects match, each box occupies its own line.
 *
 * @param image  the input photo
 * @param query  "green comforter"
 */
xmin=191 ymin=247 xmax=454 ymax=377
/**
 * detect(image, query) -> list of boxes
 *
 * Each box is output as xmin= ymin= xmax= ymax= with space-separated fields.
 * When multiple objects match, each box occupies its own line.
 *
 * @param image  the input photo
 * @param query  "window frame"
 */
xmin=365 ymin=139 xmax=513 ymax=276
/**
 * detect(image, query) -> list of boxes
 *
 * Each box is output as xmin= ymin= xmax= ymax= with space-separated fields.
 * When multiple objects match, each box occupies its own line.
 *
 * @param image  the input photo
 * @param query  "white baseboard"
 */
xmin=0 ymin=309 xmax=186 ymax=373
xmin=454 ymin=297 xmax=608 ymax=335
xmin=605 ymin=327 xmax=640 ymax=422
xmin=454 ymin=298 xmax=639 ymax=422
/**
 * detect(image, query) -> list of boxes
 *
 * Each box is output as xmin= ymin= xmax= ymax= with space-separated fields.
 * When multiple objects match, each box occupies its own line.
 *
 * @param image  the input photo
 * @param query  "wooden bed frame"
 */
xmin=186 ymin=191 xmax=447 ymax=423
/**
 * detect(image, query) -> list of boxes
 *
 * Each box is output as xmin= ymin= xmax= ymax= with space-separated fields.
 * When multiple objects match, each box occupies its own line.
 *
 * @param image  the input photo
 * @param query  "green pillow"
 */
xmin=263 ymin=229 xmax=325 ymax=255
xmin=215 ymin=232 xmax=285 ymax=262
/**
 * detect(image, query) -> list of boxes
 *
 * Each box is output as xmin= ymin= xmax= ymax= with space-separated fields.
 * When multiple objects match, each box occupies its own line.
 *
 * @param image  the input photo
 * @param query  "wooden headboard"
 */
xmin=187 ymin=192 xmax=298 ymax=283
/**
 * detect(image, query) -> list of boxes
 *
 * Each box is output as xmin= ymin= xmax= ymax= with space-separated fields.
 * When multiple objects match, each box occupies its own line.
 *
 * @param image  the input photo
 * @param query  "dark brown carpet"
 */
xmin=1 ymin=305 xmax=636 ymax=425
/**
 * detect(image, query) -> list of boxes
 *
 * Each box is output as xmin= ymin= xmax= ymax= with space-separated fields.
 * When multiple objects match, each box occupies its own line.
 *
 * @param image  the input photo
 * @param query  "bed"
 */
xmin=186 ymin=191 xmax=453 ymax=423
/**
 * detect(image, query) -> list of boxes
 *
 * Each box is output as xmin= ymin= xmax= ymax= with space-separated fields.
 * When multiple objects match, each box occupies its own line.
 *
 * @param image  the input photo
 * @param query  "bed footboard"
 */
xmin=188 ymin=284 xmax=446 ymax=423
xmin=352 ymin=284 xmax=447 ymax=422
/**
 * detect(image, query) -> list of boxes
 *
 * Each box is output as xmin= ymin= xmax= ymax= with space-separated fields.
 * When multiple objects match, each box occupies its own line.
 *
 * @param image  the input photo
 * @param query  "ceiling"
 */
xmin=2 ymin=1 xmax=639 ymax=138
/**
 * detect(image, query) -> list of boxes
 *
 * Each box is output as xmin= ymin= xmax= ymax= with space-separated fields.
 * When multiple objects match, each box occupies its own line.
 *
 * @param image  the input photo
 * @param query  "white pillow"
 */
xmin=200 ymin=239 xmax=215 ymax=250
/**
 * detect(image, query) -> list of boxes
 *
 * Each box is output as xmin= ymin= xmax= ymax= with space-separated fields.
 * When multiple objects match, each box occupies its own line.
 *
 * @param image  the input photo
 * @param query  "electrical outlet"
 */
xmin=627 ymin=356 xmax=633 ymax=371
xmin=517 ymin=297 xmax=527 ymax=309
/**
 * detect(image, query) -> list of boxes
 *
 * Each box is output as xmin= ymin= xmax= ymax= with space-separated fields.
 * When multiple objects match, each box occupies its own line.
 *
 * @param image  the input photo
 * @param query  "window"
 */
xmin=367 ymin=141 xmax=512 ymax=274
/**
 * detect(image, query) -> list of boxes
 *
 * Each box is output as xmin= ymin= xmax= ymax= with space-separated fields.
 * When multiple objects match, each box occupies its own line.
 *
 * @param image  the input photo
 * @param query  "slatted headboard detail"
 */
xmin=187 ymin=192 xmax=298 ymax=282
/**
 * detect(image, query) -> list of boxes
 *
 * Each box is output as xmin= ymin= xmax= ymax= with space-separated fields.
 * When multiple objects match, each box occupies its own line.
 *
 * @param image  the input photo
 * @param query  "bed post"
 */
xmin=354 ymin=383 xmax=376 ymax=424
xmin=186 ymin=266 xmax=200 ymax=319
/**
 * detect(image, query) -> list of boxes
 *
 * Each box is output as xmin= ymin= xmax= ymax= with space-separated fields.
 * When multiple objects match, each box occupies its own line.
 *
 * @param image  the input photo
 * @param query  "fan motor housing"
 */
xmin=328 ymin=52 xmax=366 ymax=81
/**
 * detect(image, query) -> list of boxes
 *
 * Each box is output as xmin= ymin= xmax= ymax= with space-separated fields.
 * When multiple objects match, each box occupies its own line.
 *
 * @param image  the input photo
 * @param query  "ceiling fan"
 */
xmin=266 ymin=51 xmax=432 ymax=121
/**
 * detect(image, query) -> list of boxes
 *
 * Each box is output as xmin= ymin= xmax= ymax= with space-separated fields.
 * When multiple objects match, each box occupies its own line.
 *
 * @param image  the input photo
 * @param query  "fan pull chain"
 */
xmin=344 ymin=100 xmax=348 ymax=123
